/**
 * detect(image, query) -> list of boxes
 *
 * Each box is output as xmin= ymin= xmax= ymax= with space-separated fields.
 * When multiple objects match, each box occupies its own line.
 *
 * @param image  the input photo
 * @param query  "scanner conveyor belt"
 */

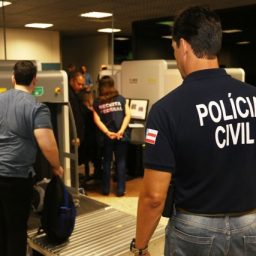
xmin=27 ymin=207 xmax=165 ymax=256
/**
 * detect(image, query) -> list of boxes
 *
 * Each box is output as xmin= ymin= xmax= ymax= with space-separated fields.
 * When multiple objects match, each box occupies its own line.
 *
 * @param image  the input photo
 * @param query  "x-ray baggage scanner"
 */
xmin=0 ymin=70 xmax=80 ymax=194
xmin=121 ymin=60 xmax=167 ymax=110
xmin=121 ymin=60 xmax=245 ymax=109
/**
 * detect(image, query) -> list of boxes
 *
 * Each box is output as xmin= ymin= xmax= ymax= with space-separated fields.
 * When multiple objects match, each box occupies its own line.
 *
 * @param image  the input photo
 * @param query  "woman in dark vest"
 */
xmin=93 ymin=76 xmax=131 ymax=196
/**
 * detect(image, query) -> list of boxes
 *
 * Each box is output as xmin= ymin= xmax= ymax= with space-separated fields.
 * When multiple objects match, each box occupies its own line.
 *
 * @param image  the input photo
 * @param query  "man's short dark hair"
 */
xmin=172 ymin=6 xmax=222 ymax=59
xmin=13 ymin=61 xmax=37 ymax=86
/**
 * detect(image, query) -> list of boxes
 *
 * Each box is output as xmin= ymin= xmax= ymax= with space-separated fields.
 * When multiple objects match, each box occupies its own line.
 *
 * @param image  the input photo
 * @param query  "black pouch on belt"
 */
xmin=162 ymin=183 xmax=175 ymax=218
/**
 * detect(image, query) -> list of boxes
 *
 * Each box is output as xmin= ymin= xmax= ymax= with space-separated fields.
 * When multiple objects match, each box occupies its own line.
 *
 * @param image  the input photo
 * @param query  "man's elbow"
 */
xmin=143 ymin=192 xmax=165 ymax=209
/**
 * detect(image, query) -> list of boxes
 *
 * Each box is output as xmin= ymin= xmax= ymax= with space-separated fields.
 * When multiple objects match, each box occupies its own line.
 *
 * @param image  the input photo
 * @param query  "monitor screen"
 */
xmin=129 ymin=99 xmax=149 ymax=121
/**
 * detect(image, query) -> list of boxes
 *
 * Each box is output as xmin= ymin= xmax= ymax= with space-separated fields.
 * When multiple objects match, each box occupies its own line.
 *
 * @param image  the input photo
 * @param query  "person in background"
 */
xmin=69 ymin=72 xmax=85 ymax=146
xmin=68 ymin=72 xmax=85 ymax=187
xmin=132 ymin=6 xmax=256 ymax=256
xmin=97 ymin=64 xmax=113 ymax=82
xmin=97 ymin=65 xmax=107 ymax=91
xmin=78 ymin=89 xmax=102 ymax=182
xmin=93 ymin=76 xmax=131 ymax=197
xmin=67 ymin=63 xmax=76 ymax=81
xmin=0 ymin=60 xmax=63 ymax=256
xmin=68 ymin=63 xmax=76 ymax=73
xmin=80 ymin=64 xmax=93 ymax=91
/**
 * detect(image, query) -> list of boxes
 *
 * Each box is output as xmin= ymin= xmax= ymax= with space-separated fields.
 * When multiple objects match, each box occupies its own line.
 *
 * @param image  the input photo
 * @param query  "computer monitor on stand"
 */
xmin=126 ymin=99 xmax=149 ymax=177
xmin=128 ymin=99 xmax=149 ymax=128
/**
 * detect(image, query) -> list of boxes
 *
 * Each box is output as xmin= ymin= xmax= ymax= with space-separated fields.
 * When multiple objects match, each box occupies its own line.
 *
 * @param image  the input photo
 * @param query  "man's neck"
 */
xmin=14 ymin=84 xmax=33 ymax=93
xmin=186 ymin=57 xmax=219 ymax=76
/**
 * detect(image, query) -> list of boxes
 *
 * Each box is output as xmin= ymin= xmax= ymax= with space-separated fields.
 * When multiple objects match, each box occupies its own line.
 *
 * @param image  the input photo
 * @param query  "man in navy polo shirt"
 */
xmin=132 ymin=6 xmax=256 ymax=256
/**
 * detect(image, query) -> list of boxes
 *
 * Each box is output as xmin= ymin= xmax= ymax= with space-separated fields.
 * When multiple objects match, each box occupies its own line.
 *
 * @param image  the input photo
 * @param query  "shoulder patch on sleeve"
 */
xmin=145 ymin=128 xmax=158 ymax=145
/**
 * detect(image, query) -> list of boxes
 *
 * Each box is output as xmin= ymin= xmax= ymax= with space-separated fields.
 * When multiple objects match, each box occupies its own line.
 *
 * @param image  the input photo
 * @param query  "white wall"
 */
xmin=0 ymin=28 xmax=60 ymax=62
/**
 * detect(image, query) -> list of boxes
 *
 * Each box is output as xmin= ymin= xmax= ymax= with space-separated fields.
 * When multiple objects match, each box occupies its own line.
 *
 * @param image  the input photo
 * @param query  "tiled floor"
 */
xmin=85 ymin=176 xmax=142 ymax=197
xmin=79 ymin=163 xmax=142 ymax=196
xmin=83 ymin=175 xmax=142 ymax=216
xmin=80 ymin=166 xmax=168 ymax=226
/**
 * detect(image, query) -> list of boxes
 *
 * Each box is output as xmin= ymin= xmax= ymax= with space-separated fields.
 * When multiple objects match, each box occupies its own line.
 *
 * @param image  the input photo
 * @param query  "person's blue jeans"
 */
xmin=165 ymin=210 xmax=256 ymax=256
xmin=102 ymin=138 xmax=128 ymax=195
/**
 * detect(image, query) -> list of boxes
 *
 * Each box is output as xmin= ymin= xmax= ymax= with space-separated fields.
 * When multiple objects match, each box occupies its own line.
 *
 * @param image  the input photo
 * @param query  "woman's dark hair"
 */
xmin=98 ymin=76 xmax=119 ymax=103
xmin=78 ymin=88 xmax=93 ymax=102
xmin=172 ymin=6 xmax=222 ymax=59
xmin=13 ymin=60 xmax=37 ymax=86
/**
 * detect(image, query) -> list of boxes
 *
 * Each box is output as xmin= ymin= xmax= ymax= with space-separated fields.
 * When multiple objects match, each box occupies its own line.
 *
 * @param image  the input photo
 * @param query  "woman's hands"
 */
xmin=105 ymin=130 xmax=124 ymax=140
xmin=105 ymin=130 xmax=117 ymax=140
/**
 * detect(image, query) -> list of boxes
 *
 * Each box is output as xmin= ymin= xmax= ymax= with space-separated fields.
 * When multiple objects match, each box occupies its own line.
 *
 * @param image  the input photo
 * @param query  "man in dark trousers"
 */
xmin=0 ymin=60 xmax=63 ymax=256
xmin=68 ymin=71 xmax=85 ymax=145
xmin=132 ymin=6 xmax=256 ymax=256
xmin=68 ymin=72 xmax=85 ymax=187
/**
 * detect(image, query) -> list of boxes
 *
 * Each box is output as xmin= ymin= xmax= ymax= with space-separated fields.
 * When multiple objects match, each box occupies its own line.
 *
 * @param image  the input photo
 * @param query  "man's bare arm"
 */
xmin=135 ymin=169 xmax=172 ymax=251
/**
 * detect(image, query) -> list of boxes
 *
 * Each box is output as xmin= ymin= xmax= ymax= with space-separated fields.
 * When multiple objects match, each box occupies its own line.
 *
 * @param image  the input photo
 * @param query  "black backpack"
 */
xmin=31 ymin=178 xmax=50 ymax=213
xmin=40 ymin=175 xmax=76 ymax=244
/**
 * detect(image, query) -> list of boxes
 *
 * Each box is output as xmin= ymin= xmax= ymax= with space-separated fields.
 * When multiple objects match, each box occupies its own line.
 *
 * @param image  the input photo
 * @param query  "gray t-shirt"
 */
xmin=0 ymin=89 xmax=52 ymax=178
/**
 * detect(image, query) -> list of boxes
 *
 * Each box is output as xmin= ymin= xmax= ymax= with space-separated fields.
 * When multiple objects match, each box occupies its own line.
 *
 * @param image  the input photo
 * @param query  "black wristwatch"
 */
xmin=130 ymin=238 xmax=148 ymax=255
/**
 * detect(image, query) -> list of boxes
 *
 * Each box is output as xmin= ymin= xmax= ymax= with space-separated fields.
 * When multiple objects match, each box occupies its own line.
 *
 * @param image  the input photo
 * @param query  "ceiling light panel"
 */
xmin=223 ymin=29 xmax=242 ymax=34
xmin=80 ymin=12 xmax=112 ymax=18
xmin=236 ymin=41 xmax=250 ymax=45
xmin=162 ymin=35 xmax=173 ymax=39
xmin=0 ymin=1 xmax=12 ymax=7
xmin=25 ymin=23 xmax=53 ymax=29
xmin=98 ymin=28 xmax=121 ymax=33
xmin=115 ymin=37 xmax=130 ymax=41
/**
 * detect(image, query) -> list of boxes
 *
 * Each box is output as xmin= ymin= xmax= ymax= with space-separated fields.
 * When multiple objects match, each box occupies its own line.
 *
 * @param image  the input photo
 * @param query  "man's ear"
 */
xmin=31 ymin=77 xmax=37 ymax=88
xmin=11 ymin=75 xmax=16 ymax=86
xmin=181 ymin=38 xmax=194 ymax=58
xmin=180 ymin=38 xmax=189 ymax=55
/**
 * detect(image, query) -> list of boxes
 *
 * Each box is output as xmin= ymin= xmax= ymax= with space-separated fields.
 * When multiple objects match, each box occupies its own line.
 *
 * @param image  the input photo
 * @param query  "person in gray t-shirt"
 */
xmin=0 ymin=61 xmax=64 ymax=256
